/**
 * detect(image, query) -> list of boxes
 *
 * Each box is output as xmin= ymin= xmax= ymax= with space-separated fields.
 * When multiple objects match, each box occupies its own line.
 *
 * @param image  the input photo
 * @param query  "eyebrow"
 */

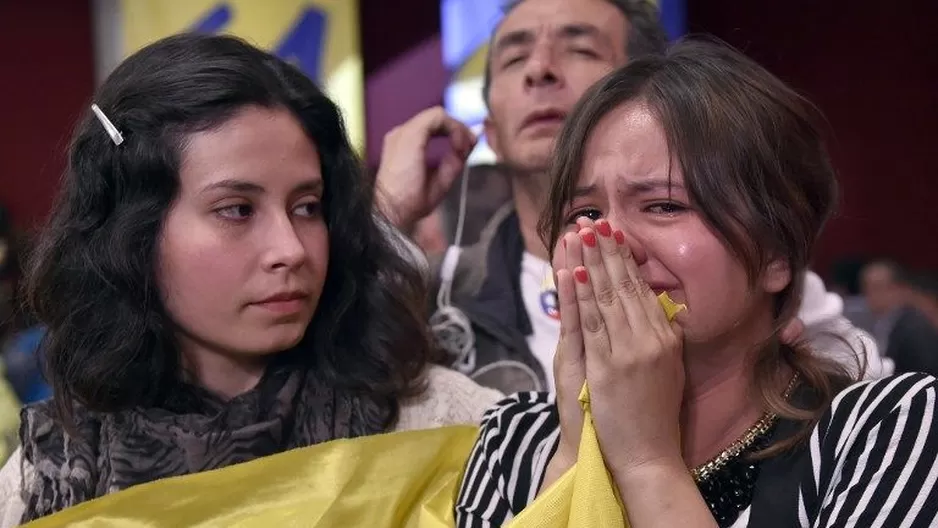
xmin=571 ymin=184 xmax=598 ymax=199
xmin=617 ymin=178 xmax=685 ymax=196
xmin=199 ymin=178 xmax=324 ymax=196
xmin=569 ymin=178 xmax=685 ymax=200
xmin=493 ymin=23 xmax=603 ymax=57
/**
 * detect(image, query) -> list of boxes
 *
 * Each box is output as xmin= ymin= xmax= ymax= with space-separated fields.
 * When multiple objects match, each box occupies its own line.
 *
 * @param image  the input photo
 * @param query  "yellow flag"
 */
xmin=23 ymin=425 xmax=478 ymax=527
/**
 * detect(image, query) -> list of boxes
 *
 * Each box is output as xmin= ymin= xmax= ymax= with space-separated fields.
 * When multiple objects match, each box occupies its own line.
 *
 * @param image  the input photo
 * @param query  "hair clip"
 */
xmin=90 ymin=104 xmax=124 ymax=146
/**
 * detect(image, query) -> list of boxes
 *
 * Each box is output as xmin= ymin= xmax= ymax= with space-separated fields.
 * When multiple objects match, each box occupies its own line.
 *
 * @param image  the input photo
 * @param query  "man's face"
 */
xmin=484 ymin=0 xmax=629 ymax=173
xmin=861 ymin=264 xmax=905 ymax=317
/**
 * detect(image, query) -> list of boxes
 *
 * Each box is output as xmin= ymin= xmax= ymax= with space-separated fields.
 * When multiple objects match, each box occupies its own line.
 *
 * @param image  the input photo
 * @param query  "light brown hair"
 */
xmin=540 ymin=37 xmax=861 ymax=454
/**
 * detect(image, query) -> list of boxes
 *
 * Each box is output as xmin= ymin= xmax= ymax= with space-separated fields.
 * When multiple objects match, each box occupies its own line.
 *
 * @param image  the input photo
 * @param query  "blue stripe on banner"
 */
xmin=190 ymin=3 xmax=233 ymax=34
xmin=658 ymin=0 xmax=687 ymax=41
xmin=184 ymin=3 xmax=328 ymax=83
xmin=274 ymin=7 xmax=328 ymax=83
xmin=441 ymin=0 xmax=503 ymax=71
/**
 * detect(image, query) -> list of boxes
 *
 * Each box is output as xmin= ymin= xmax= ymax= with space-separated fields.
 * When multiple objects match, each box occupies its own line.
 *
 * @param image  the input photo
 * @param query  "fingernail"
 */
xmin=595 ymin=220 xmax=612 ymax=237
xmin=581 ymin=231 xmax=597 ymax=247
xmin=614 ymin=230 xmax=625 ymax=245
xmin=574 ymin=267 xmax=589 ymax=284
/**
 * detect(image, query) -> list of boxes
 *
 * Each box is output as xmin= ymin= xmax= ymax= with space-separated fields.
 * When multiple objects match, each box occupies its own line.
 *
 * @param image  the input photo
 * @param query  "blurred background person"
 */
xmin=862 ymin=259 xmax=938 ymax=376
xmin=828 ymin=256 xmax=876 ymax=333
xmin=909 ymin=272 xmax=938 ymax=329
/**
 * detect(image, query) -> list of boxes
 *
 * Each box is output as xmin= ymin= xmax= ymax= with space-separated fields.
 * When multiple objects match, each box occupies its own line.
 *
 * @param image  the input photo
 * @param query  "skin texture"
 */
xmin=157 ymin=106 xmax=328 ymax=399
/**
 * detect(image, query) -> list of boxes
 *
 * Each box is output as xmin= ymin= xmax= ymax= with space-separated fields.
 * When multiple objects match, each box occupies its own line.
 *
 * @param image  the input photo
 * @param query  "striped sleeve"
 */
xmin=801 ymin=372 xmax=938 ymax=527
xmin=455 ymin=392 xmax=561 ymax=528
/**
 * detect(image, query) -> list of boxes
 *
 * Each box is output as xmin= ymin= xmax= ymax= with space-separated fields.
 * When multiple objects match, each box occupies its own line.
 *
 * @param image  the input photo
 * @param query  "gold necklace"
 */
xmin=690 ymin=375 xmax=799 ymax=483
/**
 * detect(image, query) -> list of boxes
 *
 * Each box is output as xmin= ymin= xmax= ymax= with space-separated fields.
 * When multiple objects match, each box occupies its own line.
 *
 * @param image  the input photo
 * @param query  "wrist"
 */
xmin=610 ymin=457 xmax=689 ymax=492
xmin=540 ymin=443 xmax=577 ymax=492
xmin=375 ymin=192 xmax=415 ymax=234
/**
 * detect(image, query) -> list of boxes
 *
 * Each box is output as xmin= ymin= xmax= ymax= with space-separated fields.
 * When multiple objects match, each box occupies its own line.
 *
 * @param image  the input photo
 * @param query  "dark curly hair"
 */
xmin=25 ymin=33 xmax=435 ymax=428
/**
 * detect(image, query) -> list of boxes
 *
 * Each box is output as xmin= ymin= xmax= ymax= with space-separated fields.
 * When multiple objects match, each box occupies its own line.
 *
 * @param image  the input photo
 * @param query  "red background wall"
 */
xmin=1 ymin=0 xmax=936 ymax=278
xmin=0 ymin=0 xmax=95 ymax=229
xmin=686 ymin=0 xmax=938 ymax=276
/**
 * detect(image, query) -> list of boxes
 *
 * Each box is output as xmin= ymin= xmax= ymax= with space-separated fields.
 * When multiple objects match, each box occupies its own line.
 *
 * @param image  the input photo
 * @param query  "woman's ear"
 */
xmin=762 ymin=258 xmax=792 ymax=294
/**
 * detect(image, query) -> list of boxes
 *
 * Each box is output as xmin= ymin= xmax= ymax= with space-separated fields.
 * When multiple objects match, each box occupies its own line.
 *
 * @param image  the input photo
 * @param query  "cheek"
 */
xmin=303 ymin=224 xmax=330 ymax=283
xmin=568 ymin=65 xmax=614 ymax=96
xmin=648 ymin=227 xmax=751 ymax=327
xmin=157 ymin=219 xmax=246 ymax=322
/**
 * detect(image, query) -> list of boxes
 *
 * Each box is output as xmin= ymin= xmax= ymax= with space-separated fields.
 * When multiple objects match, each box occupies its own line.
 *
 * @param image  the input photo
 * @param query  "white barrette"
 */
xmin=90 ymin=103 xmax=124 ymax=146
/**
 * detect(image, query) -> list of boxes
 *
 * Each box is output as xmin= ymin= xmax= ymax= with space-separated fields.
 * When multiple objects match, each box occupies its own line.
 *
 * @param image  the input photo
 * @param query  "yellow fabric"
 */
xmin=656 ymin=291 xmax=687 ymax=322
xmin=506 ymin=293 xmax=685 ymax=528
xmin=22 ymin=425 xmax=479 ymax=528
xmin=0 ymin=363 xmax=20 ymax=466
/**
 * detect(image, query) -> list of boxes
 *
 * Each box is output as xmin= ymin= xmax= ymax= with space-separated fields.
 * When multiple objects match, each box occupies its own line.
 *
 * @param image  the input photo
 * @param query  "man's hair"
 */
xmin=482 ymin=0 xmax=668 ymax=105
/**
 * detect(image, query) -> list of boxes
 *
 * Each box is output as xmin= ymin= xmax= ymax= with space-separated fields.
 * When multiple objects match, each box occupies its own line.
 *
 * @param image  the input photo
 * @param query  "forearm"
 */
xmin=612 ymin=461 xmax=717 ymax=528
xmin=375 ymin=191 xmax=416 ymax=236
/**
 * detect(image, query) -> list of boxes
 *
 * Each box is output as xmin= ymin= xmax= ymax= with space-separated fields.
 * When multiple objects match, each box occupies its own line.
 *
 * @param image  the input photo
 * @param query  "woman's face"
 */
xmin=157 ymin=105 xmax=328 ymax=362
xmin=555 ymin=103 xmax=789 ymax=345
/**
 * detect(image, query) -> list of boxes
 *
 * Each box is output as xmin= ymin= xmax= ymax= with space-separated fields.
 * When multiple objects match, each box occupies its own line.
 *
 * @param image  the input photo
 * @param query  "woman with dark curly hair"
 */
xmin=0 ymin=33 xmax=500 ymax=525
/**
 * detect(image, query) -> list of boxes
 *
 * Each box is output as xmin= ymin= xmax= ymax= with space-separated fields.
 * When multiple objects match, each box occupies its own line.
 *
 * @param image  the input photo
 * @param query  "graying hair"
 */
xmin=481 ymin=0 xmax=668 ymax=105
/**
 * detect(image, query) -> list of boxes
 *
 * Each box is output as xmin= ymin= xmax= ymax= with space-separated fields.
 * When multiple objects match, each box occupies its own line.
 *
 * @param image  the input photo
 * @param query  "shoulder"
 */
xmin=393 ymin=366 xmax=504 ymax=432
xmin=455 ymin=392 xmax=560 ymax=526
xmin=469 ymin=390 xmax=560 ymax=473
xmin=429 ymin=204 xmax=516 ymax=301
xmin=0 ymin=448 xmax=29 ymax=528
xmin=812 ymin=372 xmax=938 ymax=450
xmin=18 ymin=399 xmax=101 ymax=477
xmin=470 ymin=390 xmax=560 ymax=473
xmin=476 ymin=390 xmax=559 ymax=437
xmin=800 ymin=373 xmax=938 ymax=525
xmin=821 ymin=372 xmax=937 ymax=435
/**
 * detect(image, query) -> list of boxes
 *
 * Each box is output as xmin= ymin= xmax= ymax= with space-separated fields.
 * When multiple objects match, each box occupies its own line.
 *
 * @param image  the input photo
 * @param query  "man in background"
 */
xmin=376 ymin=0 xmax=882 ymax=392
xmin=862 ymin=260 xmax=938 ymax=376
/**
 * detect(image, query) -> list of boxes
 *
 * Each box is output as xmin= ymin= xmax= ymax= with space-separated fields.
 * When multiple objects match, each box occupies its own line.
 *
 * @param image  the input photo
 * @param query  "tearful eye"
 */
xmin=216 ymin=204 xmax=253 ymax=220
xmin=566 ymin=208 xmax=602 ymax=224
xmin=646 ymin=202 xmax=686 ymax=215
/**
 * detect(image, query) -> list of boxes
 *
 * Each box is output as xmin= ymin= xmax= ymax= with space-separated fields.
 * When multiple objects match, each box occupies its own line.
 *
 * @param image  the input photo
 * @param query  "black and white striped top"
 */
xmin=455 ymin=372 xmax=938 ymax=527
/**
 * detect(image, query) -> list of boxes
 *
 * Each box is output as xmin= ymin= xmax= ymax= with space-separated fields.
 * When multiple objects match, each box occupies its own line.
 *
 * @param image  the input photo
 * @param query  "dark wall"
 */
xmin=0 ymin=0 xmax=96 ymax=229
xmin=0 ymin=0 xmax=444 ymax=229
xmin=3 ymin=0 xmax=936 ymax=278
xmin=687 ymin=0 xmax=938 ymax=275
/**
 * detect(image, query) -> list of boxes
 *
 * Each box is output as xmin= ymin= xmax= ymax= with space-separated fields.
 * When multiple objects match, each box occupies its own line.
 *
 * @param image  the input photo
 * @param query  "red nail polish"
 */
xmin=614 ymin=230 xmax=625 ymax=245
xmin=575 ymin=268 xmax=589 ymax=283
xmin=582 ymin=232 xmax=597 ymax=247
xmin=596 ymin=221 xmax=612 ymax=237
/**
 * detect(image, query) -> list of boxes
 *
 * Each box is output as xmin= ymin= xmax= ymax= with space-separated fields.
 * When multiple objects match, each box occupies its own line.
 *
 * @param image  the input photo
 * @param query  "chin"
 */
xmin=509 ymin=142 xmax=554 ymax=173
xmin=254 ymin=326 xmax=308 ymax=354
